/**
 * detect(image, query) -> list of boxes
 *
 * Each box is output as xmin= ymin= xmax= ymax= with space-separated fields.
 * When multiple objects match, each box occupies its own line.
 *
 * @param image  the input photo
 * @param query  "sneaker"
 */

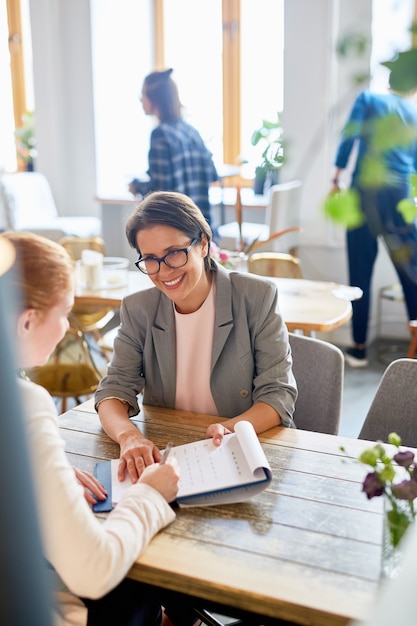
xmin=345 ymin=346 xmax=368 ymax=368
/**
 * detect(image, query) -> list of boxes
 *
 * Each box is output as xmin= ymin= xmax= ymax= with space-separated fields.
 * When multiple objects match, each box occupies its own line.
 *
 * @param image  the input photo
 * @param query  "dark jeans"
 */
xmin=347 ymin=184 xmax=417 ymax=345
xmin=82 ymin=579 xmax=162 ymax=626
xmin=82 ymin=579 xmax=200 ymax=626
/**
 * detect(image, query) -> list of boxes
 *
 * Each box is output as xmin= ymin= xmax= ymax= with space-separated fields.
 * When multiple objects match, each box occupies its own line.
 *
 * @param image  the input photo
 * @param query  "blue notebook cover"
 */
xmin=93 ymin=460 xmax=113 ymax=512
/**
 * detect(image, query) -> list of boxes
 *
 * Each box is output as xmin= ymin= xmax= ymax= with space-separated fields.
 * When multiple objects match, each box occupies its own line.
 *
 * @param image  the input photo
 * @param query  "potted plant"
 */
xmin=14 ymin=111 xmax=36 ymax=171
xmin=251 ymin=112 xmax=284 ymax=194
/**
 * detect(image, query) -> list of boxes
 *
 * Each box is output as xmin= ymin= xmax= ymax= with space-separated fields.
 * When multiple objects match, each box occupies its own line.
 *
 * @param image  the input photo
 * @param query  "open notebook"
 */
xmin=93 ymin=420 xmax=272 ymax=511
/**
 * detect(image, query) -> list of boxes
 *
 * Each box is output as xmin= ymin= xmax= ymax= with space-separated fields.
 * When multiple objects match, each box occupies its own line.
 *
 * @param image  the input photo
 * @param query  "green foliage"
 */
xmin=371 ymin=115 xmax=417 ymax=152
xmin=356 ymin=433 xmax=417 ymax=548
xmin=358 ymin=156 xmax=389 ymax=189
xmin=411 ymin=174 xmax=417 ymax=198
xmin=336 ymin=32 xmax=369 ymax=58
xmin=251 ymin=113 xmax=284 ymax=172
xmin=323 ymin=189 xmax=364 ymax=229
xmin=382 ymin=48 xmax=417 ymax=92
xmin=387 ymin=505 xmax=412 ymax=547
xmin=14 ymin=111 xmax=36 ymax=164
xmin=397 ymin=198 xmax=417 ymax=224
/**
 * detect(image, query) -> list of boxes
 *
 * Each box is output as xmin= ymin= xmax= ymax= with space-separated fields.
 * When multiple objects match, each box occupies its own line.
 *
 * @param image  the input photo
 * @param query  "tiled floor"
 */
xmin=338 ymin=338 xmax=410 ymax=439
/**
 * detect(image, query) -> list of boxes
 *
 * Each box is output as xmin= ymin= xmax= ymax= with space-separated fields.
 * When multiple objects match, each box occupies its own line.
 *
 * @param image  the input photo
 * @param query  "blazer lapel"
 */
xmin=152 ymin=295 xmax=176 ymax=404
xmin=212 ymin=266 xmax=234 ymax=369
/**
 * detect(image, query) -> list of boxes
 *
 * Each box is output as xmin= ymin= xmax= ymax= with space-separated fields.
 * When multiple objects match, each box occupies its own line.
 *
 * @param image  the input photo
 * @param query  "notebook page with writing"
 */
xmin=172 ymin=420 xmax=272 ymax=507
xmin=94 ymin=421 xmax=272 ymax=511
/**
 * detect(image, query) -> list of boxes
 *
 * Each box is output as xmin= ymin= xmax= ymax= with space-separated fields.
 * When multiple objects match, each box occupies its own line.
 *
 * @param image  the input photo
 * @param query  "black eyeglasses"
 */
xmin=135 ymin=238 xmax=199 ymax=275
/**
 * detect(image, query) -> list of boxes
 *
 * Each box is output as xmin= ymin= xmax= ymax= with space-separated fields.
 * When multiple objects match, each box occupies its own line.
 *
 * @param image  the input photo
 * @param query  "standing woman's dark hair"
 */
xmin=126 ymin=191 xmax=216 ymax=272
xmin=142 ymin=69 xmax=181 ymax=122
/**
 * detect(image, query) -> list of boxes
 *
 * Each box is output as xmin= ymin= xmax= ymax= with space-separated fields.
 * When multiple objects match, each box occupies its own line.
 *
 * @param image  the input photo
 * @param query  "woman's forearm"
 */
xmin=97 ymin=398 xmax=142 ymax=444
xmin=220 ymin=401 xmax=280 ymax=435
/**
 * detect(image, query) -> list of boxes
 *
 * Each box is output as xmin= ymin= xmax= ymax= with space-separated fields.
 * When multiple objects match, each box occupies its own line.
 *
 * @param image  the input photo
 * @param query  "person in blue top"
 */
xmin=331 ymin=57 xmax=417 ymax=367
xmin=129 ymin=68 xmax=218 ymax=232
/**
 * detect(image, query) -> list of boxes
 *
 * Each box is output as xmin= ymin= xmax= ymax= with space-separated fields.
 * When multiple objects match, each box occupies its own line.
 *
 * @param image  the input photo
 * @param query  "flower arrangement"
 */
xmin=354 ymin=432 xmax=417 ymax=547
xmin=210 ymin=242 xmax=235 ymax=269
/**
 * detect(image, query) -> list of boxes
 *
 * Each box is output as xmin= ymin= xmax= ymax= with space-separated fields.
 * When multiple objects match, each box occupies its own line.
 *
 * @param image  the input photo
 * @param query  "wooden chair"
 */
xmin=406 ymin=320 xmax=417 ymax=358
xmin=59 ymin=236 xmax=116 ymax=361
xmin=247 ymin=251 xmax=303 ymax=279
xmin=59 ymin=235 xmax=106 ymax=259
xmin=358 ymin=358 xmax=417 ymax=447
xmin=217 ymin=180 xmax=302 ymax=254
xmin=20 ymin=314 xmax=103 ymax=413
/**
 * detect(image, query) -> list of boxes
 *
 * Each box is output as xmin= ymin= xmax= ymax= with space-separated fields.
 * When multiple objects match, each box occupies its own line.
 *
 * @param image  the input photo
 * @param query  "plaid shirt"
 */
xmin=136 ymin=120 xmax=218 ymax=222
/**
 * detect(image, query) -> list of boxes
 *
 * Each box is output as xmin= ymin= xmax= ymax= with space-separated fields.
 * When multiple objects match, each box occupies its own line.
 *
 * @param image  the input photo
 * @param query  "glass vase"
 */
xmin=381 ymin=497 xmax=414 ymax=579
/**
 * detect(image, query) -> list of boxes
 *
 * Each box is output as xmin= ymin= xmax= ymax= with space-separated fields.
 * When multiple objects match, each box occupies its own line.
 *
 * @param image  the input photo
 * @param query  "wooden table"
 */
xmin=75 ymin=271 xmax=360 ymax=334
xmin=60 ymin=400 xmax=383 ymax=626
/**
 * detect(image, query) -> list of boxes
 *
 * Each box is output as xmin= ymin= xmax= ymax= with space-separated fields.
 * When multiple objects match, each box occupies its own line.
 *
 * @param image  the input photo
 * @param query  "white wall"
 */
xmin=28 ymin=0 xmax=97 ymax=218
xmin=28 ymin=0 xmax=411 ymax=343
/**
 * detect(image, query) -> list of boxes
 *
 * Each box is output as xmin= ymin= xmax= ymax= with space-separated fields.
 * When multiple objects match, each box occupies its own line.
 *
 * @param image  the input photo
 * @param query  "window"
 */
xmin=90 ymin=0 xmax=284 ymax=195
xmin=1 ymin=0 xmax=34 ymax=172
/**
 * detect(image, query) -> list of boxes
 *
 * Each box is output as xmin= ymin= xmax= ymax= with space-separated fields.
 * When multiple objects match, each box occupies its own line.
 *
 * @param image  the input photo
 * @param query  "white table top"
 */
xmin=75 ymin=270 xmax=360 ymax=334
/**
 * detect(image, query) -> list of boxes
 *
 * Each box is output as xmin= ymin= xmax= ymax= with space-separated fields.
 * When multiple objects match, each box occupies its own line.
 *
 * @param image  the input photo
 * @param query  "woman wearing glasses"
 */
xmin=95 ymin=191 xmax=297 ymax=485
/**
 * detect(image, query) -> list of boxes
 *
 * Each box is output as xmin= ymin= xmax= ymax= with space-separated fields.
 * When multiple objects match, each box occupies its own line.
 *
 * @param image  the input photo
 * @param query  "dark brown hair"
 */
xmin=1 ymin=231 xmax=74 ymax=315
xmin=126 ymin=191 xmax=215 ymax=272
xmin=142 ymin=69 xmax=182 ymax=122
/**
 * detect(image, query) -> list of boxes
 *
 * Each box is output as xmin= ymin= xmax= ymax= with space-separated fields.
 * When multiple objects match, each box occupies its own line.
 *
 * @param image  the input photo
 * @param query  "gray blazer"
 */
xmin=95 ymin=264 xmax=297 ymax=427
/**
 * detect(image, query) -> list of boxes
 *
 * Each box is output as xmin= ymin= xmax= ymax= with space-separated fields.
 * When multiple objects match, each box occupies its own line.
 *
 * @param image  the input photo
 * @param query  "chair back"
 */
xmin=0 ymin=172 xmax=58 ymax=229
xmin=59 ymin=235 xmax=106 ymax=260
xmin=358 ymin=358 xmax=417 ymax=447
xmin=263 ymin=180 xmax=302 ymax=254
xmin=289 ymin=332 xmax=344 ymax=435
xmin=247 ymin=251 xmax=303 ymax=278
xmin=21 ymin=314 xmax=103 ymax=412
xmin=58 ymin=236 xmax=115 ymax=354
xmin=0 ymin=172 xmax=101 ymax=241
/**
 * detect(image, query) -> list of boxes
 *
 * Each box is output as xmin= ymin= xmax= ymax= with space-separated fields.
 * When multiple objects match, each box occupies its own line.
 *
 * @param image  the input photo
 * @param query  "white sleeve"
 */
xmin=19 ymin=379 xmax=175 ymax=598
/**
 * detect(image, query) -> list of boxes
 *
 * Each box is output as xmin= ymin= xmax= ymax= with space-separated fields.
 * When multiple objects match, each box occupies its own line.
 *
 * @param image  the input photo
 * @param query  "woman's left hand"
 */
xmin=206 ymin=423 xmax=233 ymax=446
xmin=73 ymin=467 xmax=108 ymax=505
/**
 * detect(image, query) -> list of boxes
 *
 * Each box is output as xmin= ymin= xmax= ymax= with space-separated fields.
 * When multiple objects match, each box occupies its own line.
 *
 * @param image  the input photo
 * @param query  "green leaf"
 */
xmin=388 ymin=433 xmax=402 ymax=447
xmin=358 ymin=156 xmax=389 ymax=188
xmin=380 ymin=465 xmax=396 ymax=483
xmin=397 ymin=199 xmax=417 ymax=224
xmin=411 ymin=174 xmax=417 ymax=198
xmin=358 ymin=448 xmax=380 ymax=467
xmin=371 ymin=115 xmax=417 ymax=152
xmin=387 ymin=507 xmax=412 ymax=547
xmin=323 ymin=189 xmax=364 ymax=229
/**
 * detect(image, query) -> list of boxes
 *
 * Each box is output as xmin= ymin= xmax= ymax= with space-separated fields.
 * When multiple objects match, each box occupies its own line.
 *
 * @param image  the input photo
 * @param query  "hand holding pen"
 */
xmin=139 ymin=441 xmax=179 ymax=503
xmin=160 ymin=441 xmax=173 ymax=465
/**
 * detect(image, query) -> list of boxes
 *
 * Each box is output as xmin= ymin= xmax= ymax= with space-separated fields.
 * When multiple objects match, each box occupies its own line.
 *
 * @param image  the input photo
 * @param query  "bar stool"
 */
xmin=407 ymin=320 xmax=417 ymax=358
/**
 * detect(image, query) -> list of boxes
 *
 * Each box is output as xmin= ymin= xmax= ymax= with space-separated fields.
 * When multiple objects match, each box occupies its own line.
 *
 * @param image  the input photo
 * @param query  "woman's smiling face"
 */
xmin=136 ymin=225 xmax=211 ymax=313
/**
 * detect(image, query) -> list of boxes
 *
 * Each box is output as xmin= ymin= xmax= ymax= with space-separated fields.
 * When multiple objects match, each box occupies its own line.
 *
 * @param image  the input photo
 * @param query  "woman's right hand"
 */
xmin=139 ymin=458 xmax=180 ymax=503
xmin=118 ymin=432 xmax=162 ymax=483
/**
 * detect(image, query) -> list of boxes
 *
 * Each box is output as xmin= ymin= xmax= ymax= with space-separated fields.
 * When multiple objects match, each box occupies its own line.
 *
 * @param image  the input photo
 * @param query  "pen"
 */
xmin=160 ymin=441 xmax=173 ymax=465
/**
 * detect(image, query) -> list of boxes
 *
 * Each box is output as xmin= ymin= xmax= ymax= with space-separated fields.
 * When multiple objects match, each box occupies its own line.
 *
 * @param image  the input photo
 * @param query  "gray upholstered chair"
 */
xmin=358 ymin=358 xmax=417 ymax=447
xmin=288 ymin=332 xmax=344 ymax=435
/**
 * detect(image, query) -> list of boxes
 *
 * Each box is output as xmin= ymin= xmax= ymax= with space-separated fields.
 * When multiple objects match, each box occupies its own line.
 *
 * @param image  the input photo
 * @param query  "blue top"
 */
xmin=136 ymin=119 xmax=218 ymax=218
xmin=335 ymin=90 xmax=417 ymax=184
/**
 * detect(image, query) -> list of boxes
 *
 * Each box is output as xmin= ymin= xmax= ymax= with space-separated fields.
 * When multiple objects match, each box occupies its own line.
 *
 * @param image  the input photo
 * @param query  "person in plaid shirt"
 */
xmin=129 ymin=68 xmax=218 ymax=232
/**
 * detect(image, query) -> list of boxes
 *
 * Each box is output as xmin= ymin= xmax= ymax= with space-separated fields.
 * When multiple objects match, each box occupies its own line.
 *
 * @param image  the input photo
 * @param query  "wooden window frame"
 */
xmin=6 ymin=0 xmax=27 ymax=170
